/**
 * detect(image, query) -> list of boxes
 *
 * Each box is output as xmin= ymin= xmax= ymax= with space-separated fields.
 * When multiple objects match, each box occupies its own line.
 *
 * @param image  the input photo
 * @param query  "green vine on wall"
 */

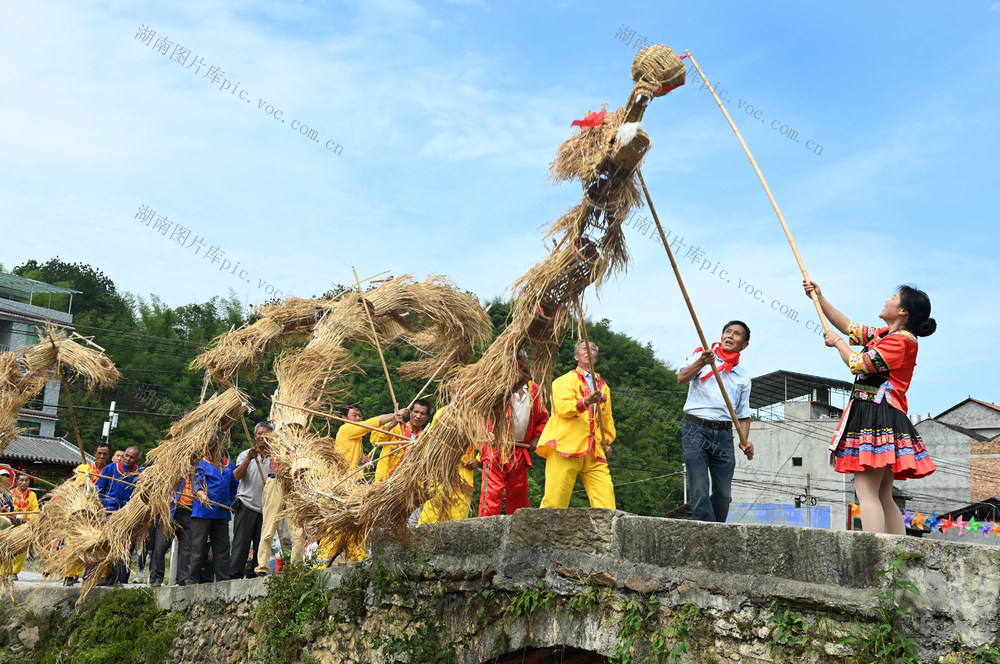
xmin=1 ymin=589 xmax=183 ymax=664
xmin=840 ymin=548 xmax=922 ymax=664
xmin=251 ymin=562 xmax=332 ymax=664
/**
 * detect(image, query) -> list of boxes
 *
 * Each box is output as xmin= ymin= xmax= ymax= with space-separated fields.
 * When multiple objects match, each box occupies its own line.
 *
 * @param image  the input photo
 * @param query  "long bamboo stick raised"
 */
xmin=406 ymin=349 xmax=456 ymax=411
xmin=574 ymin=301 xmax=608 ymax=453
xmin=684 ymin=50 xmax=830 ymax=333
xmin=8 ymin=469 xmax=60 ymax=489
xmin=271 ymin=400 xmax=413 ymax=441
xmin=49 ymin=334 xmax=88 ymax=466
xmin=82 ymin=471 xmax=234 ymax=511
xmin=638 ymin=170 xmax=753 ymax=460
xmin=353 ymin=266 xmax=399 ymax=411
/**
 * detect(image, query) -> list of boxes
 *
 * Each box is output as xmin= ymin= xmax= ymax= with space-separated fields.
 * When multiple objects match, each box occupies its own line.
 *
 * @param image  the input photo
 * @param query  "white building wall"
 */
xmin=907 ymin=419 xmax=972 ymax=516
xmin=937 ymin=402 xmax=1000 ymax=439
xmin=731 ymin=419 xmax=850 ymax=530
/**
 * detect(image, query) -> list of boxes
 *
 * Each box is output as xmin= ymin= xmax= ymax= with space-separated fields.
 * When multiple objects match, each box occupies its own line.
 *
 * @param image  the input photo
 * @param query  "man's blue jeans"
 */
xmin=682 ymin=419 xmax=735 ymax=522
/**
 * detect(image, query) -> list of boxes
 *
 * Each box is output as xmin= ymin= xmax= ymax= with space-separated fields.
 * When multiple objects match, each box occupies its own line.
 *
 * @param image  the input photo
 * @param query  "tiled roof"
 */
xmin=935 ymin=397 xmax=1000 ymax=420
xmin=971 ymin=398 xmax=1000 ymax=413
xmin=1 ymin=434 xmax=93 ymax=466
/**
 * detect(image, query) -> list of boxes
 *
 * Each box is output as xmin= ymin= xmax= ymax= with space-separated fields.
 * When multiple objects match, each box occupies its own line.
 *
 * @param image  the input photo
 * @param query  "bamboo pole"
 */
xmin=406 ymin=350 xmax=456 ymax=411
xmin=271 ymin=400 xmax=413 ymax=441
xmin=49 ymin=334 xmax=88 ymax=466
xmin=326 ymin=439 xmax=416 ymax=491
xmin=684 ymin=50 xmax=830 ymax=333
xmin=574 ymin=301 xmax=608 ymax=454
xmin=637 ymin=170 xmax=753 ymax=460
xmin=352 ymin=266 xmax=399 ymax=411
xmin=7 ymin=469 xmax=60 ymax=489
xmin=81 ymin=471 xmax=234 ymax=512
xmin=239 ymin=416 xmax=268 ymax=484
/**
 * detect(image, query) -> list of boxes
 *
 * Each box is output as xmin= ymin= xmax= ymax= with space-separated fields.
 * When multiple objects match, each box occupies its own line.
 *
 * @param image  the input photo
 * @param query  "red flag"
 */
xmin=571 ymin=110 xmax=606 ymax=128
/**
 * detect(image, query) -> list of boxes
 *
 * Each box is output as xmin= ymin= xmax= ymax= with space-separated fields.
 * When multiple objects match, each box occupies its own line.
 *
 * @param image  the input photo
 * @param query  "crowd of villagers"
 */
xmin=0 ymin=347 xmax=559 ymax=586
xmin=0 ymin=41 xmax=940 ymax=589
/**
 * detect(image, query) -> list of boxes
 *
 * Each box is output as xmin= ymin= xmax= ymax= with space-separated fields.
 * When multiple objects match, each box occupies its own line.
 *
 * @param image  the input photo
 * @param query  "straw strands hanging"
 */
xmin=0 ymin=325 xmax=119 ymax=457
xmin=24 ymin=479 xmax=106 ymax=587
xmin=191 ymin=297 xmax=335 ymax=385
xmin=301 ymin=45 xmax=687 ymax=548
xmin=63 ymin=387 xmax=251 ymax=600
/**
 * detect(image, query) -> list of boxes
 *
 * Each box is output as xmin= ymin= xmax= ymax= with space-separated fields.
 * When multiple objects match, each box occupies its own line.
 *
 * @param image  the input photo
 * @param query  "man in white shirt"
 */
xmin=677 ymin=321 xmax=754 ymax=523
xmin=229 ymin=422 xmax=272 ymax=579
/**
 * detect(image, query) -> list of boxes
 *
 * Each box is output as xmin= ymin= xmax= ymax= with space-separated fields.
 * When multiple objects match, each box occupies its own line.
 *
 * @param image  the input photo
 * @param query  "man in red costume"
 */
xmin=478 ymin=350 xmax=549 ymax=516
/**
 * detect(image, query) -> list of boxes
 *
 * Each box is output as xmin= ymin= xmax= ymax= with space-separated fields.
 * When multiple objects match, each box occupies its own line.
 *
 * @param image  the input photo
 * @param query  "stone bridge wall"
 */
xmin=4 ymin=509 xmax=1000 ymax=663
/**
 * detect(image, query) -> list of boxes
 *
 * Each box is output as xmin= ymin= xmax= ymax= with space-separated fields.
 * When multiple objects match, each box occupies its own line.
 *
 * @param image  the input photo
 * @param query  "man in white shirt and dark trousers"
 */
xmin=229 ymin=422 xmax=272 ymax=579
xmin=678 ymin=321 xmax=755 ymax=523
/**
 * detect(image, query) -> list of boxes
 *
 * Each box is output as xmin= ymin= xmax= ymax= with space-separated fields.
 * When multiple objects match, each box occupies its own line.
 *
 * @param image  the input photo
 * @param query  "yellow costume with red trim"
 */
xmin=334 ymin=416 xmax=382 ymax=466
xmin=4 ymin=486 xmax=39 ymax=575
xmin=537 ymin=368 xmax=616 ymax=509
xmin=73 ymin=462 xmax=105 ymax=485
xmin=417 ymin=408 xmax=476 ymax=524
xmin=372 ymin=422 xmax=419 ymax=483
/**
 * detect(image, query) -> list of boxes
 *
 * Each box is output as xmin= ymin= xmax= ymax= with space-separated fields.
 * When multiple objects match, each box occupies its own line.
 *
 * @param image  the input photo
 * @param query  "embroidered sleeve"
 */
xmin=847 ymin=322 xmax=877 ymax=346
xmin=848 ymin=337 xmax=905 ymax=374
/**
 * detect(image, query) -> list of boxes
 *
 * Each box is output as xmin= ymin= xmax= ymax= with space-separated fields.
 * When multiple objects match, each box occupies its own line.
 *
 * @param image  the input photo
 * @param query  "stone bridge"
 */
xmin=4 ymin=509 xmax=999 ymax=663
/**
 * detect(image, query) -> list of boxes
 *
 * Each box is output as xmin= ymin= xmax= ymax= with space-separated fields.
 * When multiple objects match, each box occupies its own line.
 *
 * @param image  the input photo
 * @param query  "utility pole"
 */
xmin=795 ymin=473 xmax=818 ymax=528
xmin=101 ymin=401 xmax=118 ymax=445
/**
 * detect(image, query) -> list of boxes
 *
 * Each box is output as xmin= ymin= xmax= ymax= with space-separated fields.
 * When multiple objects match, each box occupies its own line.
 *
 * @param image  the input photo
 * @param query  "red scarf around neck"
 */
xmin=693 ymin=343 xmax=740 ymax=381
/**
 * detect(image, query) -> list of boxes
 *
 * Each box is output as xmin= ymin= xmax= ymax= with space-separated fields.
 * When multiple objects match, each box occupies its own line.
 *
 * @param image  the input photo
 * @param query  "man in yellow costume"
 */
xmin=335 ymin=405 xmax=408 ymax=468
xmin=372 ymin=399 xmax=431 ymax=482
xmin=73 ymin=442 xmax=111 ymax=485
xmin=416 ymin=406 xmax=479 ymax=524
xmin=326 ymin=405 xmax=408 ymax=562
xmin=536 ymin=340 xmax=616 ymax=509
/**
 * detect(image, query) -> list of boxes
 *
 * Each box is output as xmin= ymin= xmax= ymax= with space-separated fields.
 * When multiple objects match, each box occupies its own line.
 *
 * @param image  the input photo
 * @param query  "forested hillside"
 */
xmin=9 ymin=258 xmax=688 ymax=516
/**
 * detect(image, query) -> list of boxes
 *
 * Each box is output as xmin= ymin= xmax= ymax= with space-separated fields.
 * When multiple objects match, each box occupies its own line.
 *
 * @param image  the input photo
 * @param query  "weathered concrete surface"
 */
xmin=4 ymin=509 xmax=1000 ymax=662
xmin=396 ymin=509 xmax=1000 ymax=658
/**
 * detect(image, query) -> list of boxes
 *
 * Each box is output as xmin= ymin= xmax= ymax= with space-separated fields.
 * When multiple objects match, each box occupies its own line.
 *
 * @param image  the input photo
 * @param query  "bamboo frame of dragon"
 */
xmin=352 ymin=266 xmax=399 ymax=412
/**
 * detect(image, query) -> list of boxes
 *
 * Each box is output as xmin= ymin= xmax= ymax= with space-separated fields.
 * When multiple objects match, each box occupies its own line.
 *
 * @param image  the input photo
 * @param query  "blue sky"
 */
xmin=1 ymin=1 xmax=997 ymax=417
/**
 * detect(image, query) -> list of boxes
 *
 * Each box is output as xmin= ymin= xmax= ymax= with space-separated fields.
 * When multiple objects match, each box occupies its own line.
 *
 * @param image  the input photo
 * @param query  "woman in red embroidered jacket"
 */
xmin=804 ymin=281 xmax=937 ymax=534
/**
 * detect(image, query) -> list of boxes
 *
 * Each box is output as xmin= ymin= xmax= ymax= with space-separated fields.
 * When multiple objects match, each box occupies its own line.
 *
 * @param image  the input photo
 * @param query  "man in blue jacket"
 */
xmin=189 ymin=455 xmax=239 ymax=583
xmin=96 ymin=446 xmax=143 ymax=513
xmin=95 ymin=446 xmax=143 ymax=583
